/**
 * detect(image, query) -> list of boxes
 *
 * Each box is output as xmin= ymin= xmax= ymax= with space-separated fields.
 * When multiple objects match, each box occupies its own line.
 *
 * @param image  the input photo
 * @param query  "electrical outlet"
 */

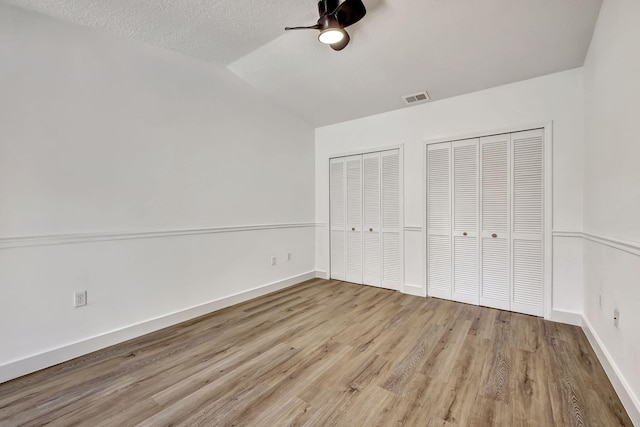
xmin=74 ymin=291 xmax=87 ymax=308
xmin=613 ymin=308 xmax=619 ymax=328
xmin=287 ymin=252 xmax=292 ymax=261
xmin=271 ymin=256 xmax=277 ymax=266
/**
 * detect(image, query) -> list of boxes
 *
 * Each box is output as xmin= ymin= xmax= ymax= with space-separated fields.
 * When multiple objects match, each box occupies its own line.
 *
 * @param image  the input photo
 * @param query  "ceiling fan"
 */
xmin=285 ymin=0 xmax=367 ymax=51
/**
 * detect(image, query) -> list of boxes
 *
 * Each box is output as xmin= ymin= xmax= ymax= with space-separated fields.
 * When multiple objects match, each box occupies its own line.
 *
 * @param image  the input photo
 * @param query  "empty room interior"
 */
xmin=1 ymin=0 xmax=639 ymax=425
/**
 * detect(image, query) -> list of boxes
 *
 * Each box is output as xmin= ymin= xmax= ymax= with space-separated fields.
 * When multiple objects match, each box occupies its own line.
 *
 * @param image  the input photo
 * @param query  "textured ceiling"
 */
xmin=5 ymin=0 xmax=603 ymax=126
xmin=2 ymin=0 xmax=318 ymax=64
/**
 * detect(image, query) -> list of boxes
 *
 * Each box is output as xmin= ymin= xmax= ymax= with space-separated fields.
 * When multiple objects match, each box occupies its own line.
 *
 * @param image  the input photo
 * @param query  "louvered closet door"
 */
xmin=329 ymin=158 xmax=346 ymax=281
xmin=480 ymin=134 xmax=511 ymax=311
xmin=451 ymin=139 xmax=479 ymax=305
xmin=427 ymin=143 xmax=452 ymax=300
xmin=362 ymin=152 xmax=381 ymax=287
xmin=511 ymin=129 xmax=544 ymax=316
xmin=345 ymin=155 xmax=363 ymax=284
xmin=381 ymin=150 xmax=401 ymax=290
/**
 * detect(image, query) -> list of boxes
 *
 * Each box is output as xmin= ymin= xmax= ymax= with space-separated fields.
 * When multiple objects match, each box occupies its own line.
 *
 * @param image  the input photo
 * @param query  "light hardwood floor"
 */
xmin=0 ymin=279 xmax=632 ymax=426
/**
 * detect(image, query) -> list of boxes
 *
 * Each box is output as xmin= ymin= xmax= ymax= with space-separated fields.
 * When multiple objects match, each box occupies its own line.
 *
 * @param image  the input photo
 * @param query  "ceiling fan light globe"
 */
xmin=318 ymin=28 xmax=345 ymax=45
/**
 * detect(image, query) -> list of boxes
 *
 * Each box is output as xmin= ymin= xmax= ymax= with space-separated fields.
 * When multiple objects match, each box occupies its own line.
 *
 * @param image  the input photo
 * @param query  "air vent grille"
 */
xmin=402 ymin=91 xmax=430 ymax=105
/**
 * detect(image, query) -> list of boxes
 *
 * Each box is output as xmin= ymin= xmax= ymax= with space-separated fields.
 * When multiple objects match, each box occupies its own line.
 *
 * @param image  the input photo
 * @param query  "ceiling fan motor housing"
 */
xmin=318 ymin=14 xmax=341 ymax=31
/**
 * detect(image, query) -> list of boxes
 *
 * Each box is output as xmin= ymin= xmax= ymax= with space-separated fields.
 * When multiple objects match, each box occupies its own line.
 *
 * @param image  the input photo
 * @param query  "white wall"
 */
xmin=0 ymin=3 xmax=315 ymax=381
xmin=316 ymin=68 xmax=585 ymax=319
xmin=5 ymin=4 xmax=638 ymax=421
xmin=583 ymin=0 xmax=640 ymax=420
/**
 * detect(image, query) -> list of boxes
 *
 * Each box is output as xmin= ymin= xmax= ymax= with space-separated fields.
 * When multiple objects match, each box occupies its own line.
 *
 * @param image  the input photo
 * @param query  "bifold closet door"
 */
xmin=330 ymin=149 xmax=402 ymax=289
xmin=427 ymin=130 xmax=545 ymax=315
xmin=511 ymin=129 xmax=544 ymax=316
xmin=426 ymin=143 xmax=452 ymax=300
xmin=329 ymin=158 xmax=346 ymax=281
xmin=345 ymin=155 xmax=363 ymax=284
xmin=451 ymin=139 xmax=479 ymax=305
xmin=480 ymin=134 xmax=511 ymax=311
xmin=361 ymin=150 xmax=402 ymax=289
xmin=427 ymin=140 xmax=479 ymax=303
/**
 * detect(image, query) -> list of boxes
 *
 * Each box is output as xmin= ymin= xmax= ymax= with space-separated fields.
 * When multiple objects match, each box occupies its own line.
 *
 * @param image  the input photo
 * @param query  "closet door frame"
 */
xmin=328 ymin=145 xmax=405 ymax=291
xmin=423 ymin=122 xmax=552 ymax=319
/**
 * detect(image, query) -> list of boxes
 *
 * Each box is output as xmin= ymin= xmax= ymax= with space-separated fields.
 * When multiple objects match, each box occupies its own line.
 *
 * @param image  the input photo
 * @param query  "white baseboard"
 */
xmin=402 ymin=283 xmax=426 ymax=297
xmin=581 ymin=316 xmax=640 ymax=425
xmin=548 ymin=309 xmax=583 ymax=326
xmin=315 ymin=270 xmax=329 ymax=280
xmin=0 ymin=271 xmax=318 ymax=384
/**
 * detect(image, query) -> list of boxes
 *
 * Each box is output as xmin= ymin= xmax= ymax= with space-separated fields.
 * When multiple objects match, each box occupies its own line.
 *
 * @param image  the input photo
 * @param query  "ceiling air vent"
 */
xmin=402 ymin=91 xmax=430 ymax=105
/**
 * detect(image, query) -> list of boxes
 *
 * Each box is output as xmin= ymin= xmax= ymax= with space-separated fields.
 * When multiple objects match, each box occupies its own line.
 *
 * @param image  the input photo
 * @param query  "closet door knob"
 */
xmin=369 ymin=228 xmax=373 ymax=232
xmin=492 ymin=233 xmax=497 ymax=238
xmin=463 ymin=232 xmax=468 ymax=236
xmin=352 ymin=227 xmax=356 ymax=231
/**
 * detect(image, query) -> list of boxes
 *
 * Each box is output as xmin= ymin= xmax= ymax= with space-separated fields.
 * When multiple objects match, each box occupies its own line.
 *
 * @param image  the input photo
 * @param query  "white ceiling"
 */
xmin=5 ymin=0 xmax=603 ymax=127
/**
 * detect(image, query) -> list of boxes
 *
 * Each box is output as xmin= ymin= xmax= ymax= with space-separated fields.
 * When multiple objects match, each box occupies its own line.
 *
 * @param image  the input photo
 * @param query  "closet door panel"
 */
xmin=330 ymin=230 xmax=345 ymax=280
xmin=511 ymin=129 xmax=544 ymax=316
xmin=481 ymin=237 xmax=509 ymax=308
xmin=453 ymin=235 xmax=478 ymax=303
xmin=363 ymin=232 xmax=381 ymax=285
xmin=345 ymin=155 xmax=363 ymax=284
xmin=381 ymin=150 xmax=401 ymax=290
xmin=382 ymin=151 xmax=400 ymax=229
xmin=428 ymin=235 xmax=451 ymax=295
xmin=346 ymin=231 xmax=363 ymax=283
xmin=329 ymin=158 xmax=346 ymax=280
xmin=383 ymin=232 xmax=401 ymax=289
xmin=427 ymin=145 xmax=450 ymax=231
xmin=452 ymin=139 xmax=479 ymax=305
xmin=480 ymin=134 xmax=511 ymax=310
xmin=512 ymin=130 xmax=543 ymax=235
xmin=512 ymin=240 xmax=543 ymax=315
xmin=363 ymin=153 xmax=381 ymax=287
xmin=453 ymin=141 xmax=479 ymax=231
xmin=427 ymin=143 xmax=451 ymax=299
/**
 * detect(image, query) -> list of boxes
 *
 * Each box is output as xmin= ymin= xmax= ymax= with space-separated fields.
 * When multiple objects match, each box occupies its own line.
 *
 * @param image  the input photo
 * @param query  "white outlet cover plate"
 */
xmin=74 ymin=291 xmax=87 ymax=307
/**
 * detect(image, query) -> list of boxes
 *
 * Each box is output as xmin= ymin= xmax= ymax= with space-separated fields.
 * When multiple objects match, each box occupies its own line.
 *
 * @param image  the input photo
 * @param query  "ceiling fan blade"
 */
xmin=318 ymin=0 xmax=339 ymax=17
xmin=330 ymin=30 xmax=350 ymax=51
xmin=333 ymin=0 xmax=366 ymax=28
xmin=284 ymin=24 xmax=321 ymax=31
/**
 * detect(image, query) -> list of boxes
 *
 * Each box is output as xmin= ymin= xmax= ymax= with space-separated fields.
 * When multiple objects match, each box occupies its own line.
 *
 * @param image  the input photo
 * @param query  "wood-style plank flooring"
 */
xmin=0 ymin=279 xmax=632 ymax=426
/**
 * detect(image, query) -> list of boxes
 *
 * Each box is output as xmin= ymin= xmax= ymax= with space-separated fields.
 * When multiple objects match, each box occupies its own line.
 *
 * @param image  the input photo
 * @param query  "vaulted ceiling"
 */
xmin=4 ymin=0 xmax=603 ymax=126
